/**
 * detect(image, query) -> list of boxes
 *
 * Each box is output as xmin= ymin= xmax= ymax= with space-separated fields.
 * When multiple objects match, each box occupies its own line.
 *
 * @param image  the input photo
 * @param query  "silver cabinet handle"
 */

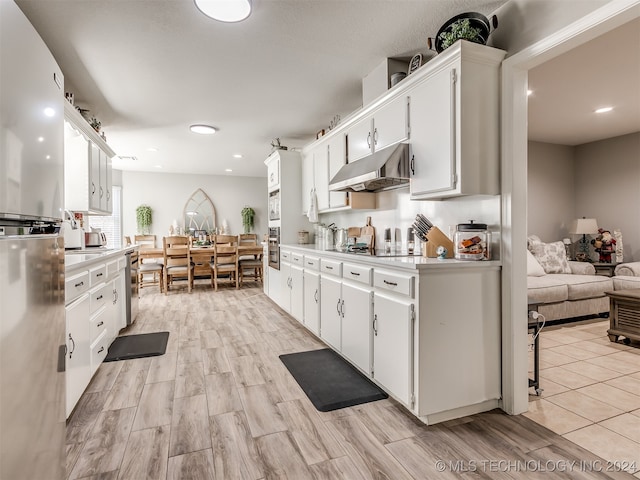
xmin=341 ymin=300 xmax=345 ymax=317
xmin=373 ymin=127 xmax=378 ymax=146
xmin=91 ymin=182 xmax=96 ymax=195
xmin=100 ymin=186 xmax=104 ymax=198
xmin=367 ymin=131 xmax=371 ymax=148
xmin=68 ymin=333 xmax=75 ymax=358
xmin=314 ymin=289 xmax=318 ymax=303
xmin=383 ymin=279 xmax=398 ymax=286
xmin=373 ymin=314 xmax=378 ymax=336
xmin=107 ymin=189 xmax=111 ymax=201
xmin=336 ymin=299 xmax=341 ymax=315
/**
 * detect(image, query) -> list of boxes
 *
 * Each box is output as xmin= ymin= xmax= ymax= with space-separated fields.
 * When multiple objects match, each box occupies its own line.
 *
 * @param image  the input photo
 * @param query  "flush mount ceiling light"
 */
xmin=194 ymin=0 xmax=251 ymax=22
xmin=233 ymin=154 xmax=243 ymax=159
xmin=594 ymin=106 xmax=613 ymax=113
xmin=190 ymin=124 xmax=217 ymax=135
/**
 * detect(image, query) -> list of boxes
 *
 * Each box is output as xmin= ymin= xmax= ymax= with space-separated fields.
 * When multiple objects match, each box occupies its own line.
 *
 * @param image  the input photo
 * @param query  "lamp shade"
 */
xmin=569 ymin=218 xmax=599 ymax=235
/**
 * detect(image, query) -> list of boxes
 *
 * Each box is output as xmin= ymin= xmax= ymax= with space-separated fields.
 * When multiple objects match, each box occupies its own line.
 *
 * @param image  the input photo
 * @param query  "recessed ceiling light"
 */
xmin=147 ymin=147 xmax=158 ymax=152
xmin=233 ymin=154 xmax=243 ymax=159
xmin=225 ymin=168 xmax=233 ymax=172
xmin=154 ymin=165 xmax=163 ymax=169
xmin=194 ymin=0 xmax=251 ymax=22
xmin=190 ymin=124 xmax=217 ymax=135
xmin=43 ymin=107 xmax=55 ymax=117
xmin=595 ymin=106 xmax=613 ymax=113
xmin=37 ymin=137 xmax=44 ymax=142
xmin=527 ymin=89 xmax=533 ymax=96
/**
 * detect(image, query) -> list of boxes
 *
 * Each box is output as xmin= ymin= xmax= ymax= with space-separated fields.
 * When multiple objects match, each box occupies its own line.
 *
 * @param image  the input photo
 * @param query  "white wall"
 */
xmin=121 ymin=171 xmax=267 ymax=244
xmin=575 ymin=132 xmax=640 ymax=261
xmin=317 ymin=190 xmax=502 ymax=258
xmin=527 ymin=141 xmax=575 ymax=241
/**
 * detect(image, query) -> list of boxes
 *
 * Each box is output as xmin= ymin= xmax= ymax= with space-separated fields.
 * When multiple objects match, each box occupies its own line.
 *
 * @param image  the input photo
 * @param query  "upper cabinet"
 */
xmin=347 ymin=95 xmax=409 ymax=163
xmin=408 ymin=41 xmax=505 ymax=199
xmin=64 ymin=102 xmax=116 ymax=214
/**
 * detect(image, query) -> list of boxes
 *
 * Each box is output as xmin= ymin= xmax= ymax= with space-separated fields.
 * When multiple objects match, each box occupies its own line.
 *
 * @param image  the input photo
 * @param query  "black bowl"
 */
xmin=434 ymin=12 xmax=495 ymax=53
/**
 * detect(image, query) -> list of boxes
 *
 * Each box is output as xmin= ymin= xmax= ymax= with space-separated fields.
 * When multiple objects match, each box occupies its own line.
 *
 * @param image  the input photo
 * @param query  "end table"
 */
xmin=605 ymin=289 xmax=640 ymax=344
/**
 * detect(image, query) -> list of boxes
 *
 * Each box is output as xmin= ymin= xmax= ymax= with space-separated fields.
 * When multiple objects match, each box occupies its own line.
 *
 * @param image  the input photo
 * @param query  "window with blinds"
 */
xmin=88 ymin=185 xmax=122 ymax=248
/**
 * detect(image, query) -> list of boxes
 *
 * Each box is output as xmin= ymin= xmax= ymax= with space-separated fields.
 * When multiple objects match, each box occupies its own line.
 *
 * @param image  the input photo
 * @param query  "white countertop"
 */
xmin=65 ymin=246 xmax=137 ymax=271
xmin=280 ymin=243 xmax=501 ymax=271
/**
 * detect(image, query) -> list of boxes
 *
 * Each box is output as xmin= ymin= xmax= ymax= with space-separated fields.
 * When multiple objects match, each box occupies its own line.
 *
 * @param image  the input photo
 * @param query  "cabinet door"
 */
xmin=89 ymin=142 xmax=101 ymax=211
xmin=280 ymin=261 xmax=292 ymax=313
xmin=319 ymin=274 xmax=341 ymax=350
xmin=341 ymin=282 xmax=372 ymax=374
xmin=105 ymin=154 xmax=113 ymax=214
xmin=373 ymin=95 xmax=408 ymax=152
xmin=303 ymin=270 xmax=320 ymax=335
xmin=328 ymin=134 xmax=347 ymax=208
xmin=313 ymin=144 xmax=329 ymax=211
xmin=290 ymin=264 xmax=304 ymax=323
xmin=301 ymin=150 xmax=314 ymax=215
xmin=98 ymin=149 xmax=108 ymax=212
xmin=66 ymin=294 xmax=91 ymax=417
xmin=267 ymin=155 xmax=279 ymax=190
xmin=64 ymin=130 xmax=90 ymax=212
xmin=347 ymin=116 xmax=373 ymax=162
xmin=409 ymin=66 xmax=457 ymax=197
xmin=373 ymin=292 xmax=413 ymax=406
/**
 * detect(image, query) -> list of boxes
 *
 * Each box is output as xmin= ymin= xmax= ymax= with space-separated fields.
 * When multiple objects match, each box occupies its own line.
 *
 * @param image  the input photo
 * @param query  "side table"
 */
xmin=592 ymin=262 xmax=617 ymax=277
xmin=527 ymin=300 xmax=544 ymax=395
xmin=605 ymin=289 xmax=640 ymax=344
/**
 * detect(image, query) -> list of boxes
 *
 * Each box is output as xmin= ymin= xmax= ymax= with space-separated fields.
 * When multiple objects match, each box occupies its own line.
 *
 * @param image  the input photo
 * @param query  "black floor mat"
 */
xmin=279 ymin=348 xmax=388 ymax=412
xmin=104 ymin=332 xmax=169 ymax=362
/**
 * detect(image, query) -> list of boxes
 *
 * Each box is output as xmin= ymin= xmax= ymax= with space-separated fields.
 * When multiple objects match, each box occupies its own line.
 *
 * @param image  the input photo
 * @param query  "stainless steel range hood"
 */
xmin=329 ymin=142 xmax=410 ymax=192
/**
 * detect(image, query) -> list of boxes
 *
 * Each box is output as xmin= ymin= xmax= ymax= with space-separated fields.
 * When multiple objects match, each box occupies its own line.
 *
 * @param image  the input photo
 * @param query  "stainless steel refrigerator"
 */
xmin=1 ymin=1 xmax=66 ymax=478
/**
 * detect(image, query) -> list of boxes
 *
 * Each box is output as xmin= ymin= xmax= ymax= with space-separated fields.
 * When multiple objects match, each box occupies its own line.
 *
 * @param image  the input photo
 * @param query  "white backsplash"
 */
xmin=316 ymin=188 xmax=502 ymax=259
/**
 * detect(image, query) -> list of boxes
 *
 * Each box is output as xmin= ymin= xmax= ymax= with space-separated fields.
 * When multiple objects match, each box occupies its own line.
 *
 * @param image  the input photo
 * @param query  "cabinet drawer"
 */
xmin=89 ymin=306 xmax=108 ymax=344
xmin=291 ymin=253 xmax=304 ymax=265
xmin=89 ymin=264 xmax=107 ymax=287
xmin=65 ymin=271 xmax=90 ymax=304
xmin=374 ymin=270 xmax=414 ymax=298
xmin=320 ymin=258 xmax=342 ymax=277
xmin=90 ymin=330 xmax=109 ymax=376
xmin=118 ymin=256 xmax=127 ymax=271
xmin=107 ymin=259 xmax=119 ymax=279
xmin=90 ymin=283 xmax=109 ymax=314
xmin=343 ymin=263 xmax=372 ymax=286
xmin=304 ymin=255 xmax=320 ymax=271
xmin=280 ymin=250 xmax=291 ymax=262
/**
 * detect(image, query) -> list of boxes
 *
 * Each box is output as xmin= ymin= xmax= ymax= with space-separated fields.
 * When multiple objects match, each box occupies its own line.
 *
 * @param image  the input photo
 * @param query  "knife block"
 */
xmin=421 ymin=226 xmax=454 ymax=258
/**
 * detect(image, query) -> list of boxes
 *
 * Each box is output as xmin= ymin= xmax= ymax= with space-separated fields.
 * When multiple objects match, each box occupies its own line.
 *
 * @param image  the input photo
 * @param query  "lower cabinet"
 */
xmin=65 ymin=294 xmax=90 ymax=418
xmin=302 ymin=269 xmax=320 ymax=335
xmin=280 ymin=252 xmax=304 ymax=323
xmin=373 ymin=292 xmax=414 ymax=406
xmin=319 ymin=274 xmax=341 ymax=350
xmin=341 ymin=281 xmax=373 ymax=374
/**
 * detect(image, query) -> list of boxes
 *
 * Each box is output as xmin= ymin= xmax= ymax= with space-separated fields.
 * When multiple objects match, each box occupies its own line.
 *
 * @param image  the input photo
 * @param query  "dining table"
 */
xmin=137 ymin=244 xmax=264 ymax=261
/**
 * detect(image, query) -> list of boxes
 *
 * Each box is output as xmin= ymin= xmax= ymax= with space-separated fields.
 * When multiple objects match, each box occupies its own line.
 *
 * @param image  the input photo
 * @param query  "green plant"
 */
xmin=438 ymin=18 xmax=483 ymax=50
xmin=89 ymin=116 xmax=101 ymax=132
xmin=241 ymin=206 xmax=255 ymax=234
xmin=136 ymin=204 xmax=152 ymax=234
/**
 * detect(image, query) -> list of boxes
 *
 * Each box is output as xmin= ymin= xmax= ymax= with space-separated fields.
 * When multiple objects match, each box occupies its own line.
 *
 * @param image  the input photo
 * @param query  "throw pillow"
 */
xmin=527 ymin=234 xmax=541 ymax=250
xmin=530 ymin=241 xmax=572 ymax=274
xmin=526 ymin=249 xmax=546 ymax=277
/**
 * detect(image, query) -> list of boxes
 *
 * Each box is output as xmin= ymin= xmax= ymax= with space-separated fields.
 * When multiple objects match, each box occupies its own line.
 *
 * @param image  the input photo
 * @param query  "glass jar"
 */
xmin=454 ymin=221 xmax=491 ymax=260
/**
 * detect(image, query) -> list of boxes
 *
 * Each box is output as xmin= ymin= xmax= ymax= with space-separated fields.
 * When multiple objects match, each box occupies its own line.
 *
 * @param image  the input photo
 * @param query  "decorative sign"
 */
xmin=408 ymin=53 xmax=423 ymax=75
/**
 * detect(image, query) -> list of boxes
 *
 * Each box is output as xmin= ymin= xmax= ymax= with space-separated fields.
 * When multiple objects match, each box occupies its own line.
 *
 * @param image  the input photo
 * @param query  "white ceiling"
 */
xmin=16 ymin=0 xmax=507 ymax=177
xmin=528 ymin=16 xmax=640 ymax=146
xmin=16 ymin=0 xmax=638 ymax=178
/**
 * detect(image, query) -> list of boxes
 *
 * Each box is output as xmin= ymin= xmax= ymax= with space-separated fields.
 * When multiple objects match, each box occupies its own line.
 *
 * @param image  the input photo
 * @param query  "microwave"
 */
xmin=269 ymin=190 xmax=280 ymax=221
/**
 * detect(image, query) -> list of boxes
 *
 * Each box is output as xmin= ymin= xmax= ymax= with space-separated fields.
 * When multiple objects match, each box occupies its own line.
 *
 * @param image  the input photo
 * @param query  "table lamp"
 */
xmin=569 ymin=217 xmax=598 ymax=260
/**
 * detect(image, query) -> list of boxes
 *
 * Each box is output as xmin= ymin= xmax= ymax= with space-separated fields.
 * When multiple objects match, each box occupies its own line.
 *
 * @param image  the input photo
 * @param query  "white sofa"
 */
xmin=527 ymin=236 xmax=640 ymax=321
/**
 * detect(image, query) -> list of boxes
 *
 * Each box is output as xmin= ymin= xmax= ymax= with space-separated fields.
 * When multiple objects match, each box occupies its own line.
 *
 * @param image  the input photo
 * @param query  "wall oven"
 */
xmin=268 ymin=227 xmax=280 ymax=270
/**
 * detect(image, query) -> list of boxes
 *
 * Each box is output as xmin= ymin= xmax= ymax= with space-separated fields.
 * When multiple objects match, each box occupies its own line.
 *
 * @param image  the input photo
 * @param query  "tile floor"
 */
xmin=526 ymin=317 xmax=640 ymax=477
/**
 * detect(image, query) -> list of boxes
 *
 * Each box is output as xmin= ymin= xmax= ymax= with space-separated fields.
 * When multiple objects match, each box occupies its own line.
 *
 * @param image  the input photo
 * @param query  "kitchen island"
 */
xmin=64 ymin=246 xmax=136 ymax=417
xmin=270 ymin=244 xmax=502 ymax=425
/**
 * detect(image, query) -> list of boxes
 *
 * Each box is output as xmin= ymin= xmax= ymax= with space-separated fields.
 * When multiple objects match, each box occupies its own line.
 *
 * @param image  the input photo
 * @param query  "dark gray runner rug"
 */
xmin=279 ymin=348 xmax=388 ymax=412
xmin=104 ymin=332 xmax=169 ymax=362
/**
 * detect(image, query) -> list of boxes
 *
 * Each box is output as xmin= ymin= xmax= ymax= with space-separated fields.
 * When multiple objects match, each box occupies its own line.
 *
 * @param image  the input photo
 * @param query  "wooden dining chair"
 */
xmin=188 ymin=235 xmax=213 ymax=282
xmin=124 ymin=236 xmax=132 ymax=246
xmin=210 ymin=234 xmax=238 ymax=290
xmin=238 ymin=233 xmax=263 ymax=285
xmin=135 ymin=234 xmax=163 ymax=291
xmin=163 ymin=235 xmax=194 ymax=294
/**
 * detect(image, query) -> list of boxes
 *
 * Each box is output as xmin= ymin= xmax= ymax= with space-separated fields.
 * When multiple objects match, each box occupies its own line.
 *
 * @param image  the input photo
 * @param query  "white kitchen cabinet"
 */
xmin=301 ymin=150 xmax=314 ymax=215
xmin=64 ymin=101 xmax=116 ymax=214
xmin=341 ymin=281 xmax=373 ymax=374
xmin=373 ymin=292 xmax=414 ymax=406
xmin=408 ymin=41 xmax=505 ymax=199
xmin=267 ymin=154 xmax=279 ymax=191
xmin=313 ymin=143 xmax=330 ymax=211
xmin=347 ymin=95 xmax=408 ymax=163
xmin=303 ymin=268 xmax=320 ymax=335
xmin=327 ymin=133 xmax=347 ymax=208
xmin=279 ymin=251 xmax=304 ymax=323
xmin=320 ymin=274 xmax=341 ymax=349
xmin=65 ymin=294 xmax=90 ymax=418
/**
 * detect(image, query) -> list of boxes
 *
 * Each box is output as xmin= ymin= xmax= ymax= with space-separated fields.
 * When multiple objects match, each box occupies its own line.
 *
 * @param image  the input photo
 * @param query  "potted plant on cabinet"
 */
xmin=241 ymin=206 xmax=255 ymax=234
xmin=136 ymin=204 xmax=153 ymax=234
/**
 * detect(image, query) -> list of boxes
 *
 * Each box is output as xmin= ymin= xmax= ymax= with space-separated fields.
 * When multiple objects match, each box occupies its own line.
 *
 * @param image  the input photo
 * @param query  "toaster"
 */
xmin=85 ymin=231 xmax=107 ymax=247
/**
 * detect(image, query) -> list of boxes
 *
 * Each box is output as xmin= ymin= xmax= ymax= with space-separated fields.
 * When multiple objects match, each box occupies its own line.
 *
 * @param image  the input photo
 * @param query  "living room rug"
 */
xmin=279 ymin=348 xmax=388 ymax=412
xmin=104 ymin=332 xmax=169 ymax=362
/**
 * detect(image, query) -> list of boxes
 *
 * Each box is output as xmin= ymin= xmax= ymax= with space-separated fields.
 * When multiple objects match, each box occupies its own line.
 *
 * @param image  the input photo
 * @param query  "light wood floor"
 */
xmin=66 ymin=280 xmax=636 ymax=479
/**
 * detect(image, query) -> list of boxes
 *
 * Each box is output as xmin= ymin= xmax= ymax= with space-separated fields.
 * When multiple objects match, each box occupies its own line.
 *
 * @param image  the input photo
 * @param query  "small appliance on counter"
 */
xmin=85 ymin=228 xmax=107 ymax=247
xmin=62 ymin=210 xmax=85 ymax=249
